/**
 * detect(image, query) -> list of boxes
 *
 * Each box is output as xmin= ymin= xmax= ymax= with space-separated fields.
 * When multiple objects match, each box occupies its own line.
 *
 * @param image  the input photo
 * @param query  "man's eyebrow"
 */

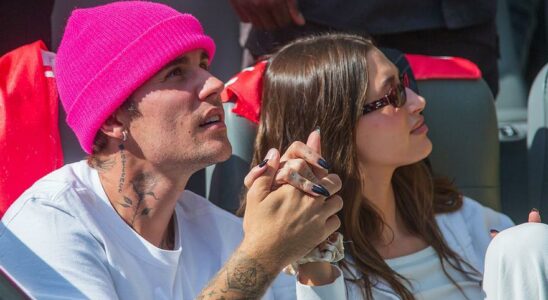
xmin=163 ymin=56 xmax=189 ymax=70
xmin=162 ymin=51 xmax=210 ymax=71
xmin=201 ymin=52 xmax=209 ymax=61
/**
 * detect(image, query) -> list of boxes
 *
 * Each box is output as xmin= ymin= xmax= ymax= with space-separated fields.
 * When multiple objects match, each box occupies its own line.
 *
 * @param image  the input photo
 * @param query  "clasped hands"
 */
xmin=241 ymin=129 xmax=343 ymax=285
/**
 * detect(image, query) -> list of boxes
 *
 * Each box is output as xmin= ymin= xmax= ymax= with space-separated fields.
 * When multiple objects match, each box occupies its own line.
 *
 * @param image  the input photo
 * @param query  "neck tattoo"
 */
xmin=118 ymin=144 xmax=126 ymax=193
xmin=117 ymin=172 xmax=159 ymax=227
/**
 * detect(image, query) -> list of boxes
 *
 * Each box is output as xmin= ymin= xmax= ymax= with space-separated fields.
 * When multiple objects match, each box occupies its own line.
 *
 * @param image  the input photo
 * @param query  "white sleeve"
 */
xmin=461 ymin=197 xmax=515 ymax=231
xmin=0 ymin=196 xmax=118 ymax=300
xmin=296 ymin=266 xmax=347 ymax=300
xmin=483 ymin=222 xmax=548 ymax=300
xmin=460 ymin=196 xmax=515 ymax=253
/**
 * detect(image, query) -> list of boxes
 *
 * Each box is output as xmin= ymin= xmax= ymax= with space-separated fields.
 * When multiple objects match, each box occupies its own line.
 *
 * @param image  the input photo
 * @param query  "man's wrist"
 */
xmin=237 ymin=241 xmax=285 ymax=276
xmin=198 ymin=245 xmax=280 ymax=299
xmin=214 ymin=246 xmax=282 ymax=299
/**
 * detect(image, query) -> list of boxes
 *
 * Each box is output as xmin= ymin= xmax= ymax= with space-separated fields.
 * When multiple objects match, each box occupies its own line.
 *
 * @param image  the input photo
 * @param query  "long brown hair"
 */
xmin=241 ymin=33 xmax=478 ymax=299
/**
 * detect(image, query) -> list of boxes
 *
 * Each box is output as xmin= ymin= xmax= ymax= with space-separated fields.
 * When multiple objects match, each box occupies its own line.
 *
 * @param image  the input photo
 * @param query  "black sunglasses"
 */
xmin=363 ymin=73 xmax=410 ymax=115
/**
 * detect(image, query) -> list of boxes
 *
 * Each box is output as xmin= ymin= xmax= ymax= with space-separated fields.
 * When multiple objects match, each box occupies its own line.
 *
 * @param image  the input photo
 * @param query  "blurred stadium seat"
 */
xmin=527 ymin=63 xmax=548 ymax=216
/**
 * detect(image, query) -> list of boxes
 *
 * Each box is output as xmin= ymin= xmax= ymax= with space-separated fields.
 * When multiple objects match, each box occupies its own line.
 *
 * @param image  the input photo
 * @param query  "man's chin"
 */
xmin=217 ymin=144 xmax=233 ymax=163
xmin=207 ymin=142 xmax=233 ymax=165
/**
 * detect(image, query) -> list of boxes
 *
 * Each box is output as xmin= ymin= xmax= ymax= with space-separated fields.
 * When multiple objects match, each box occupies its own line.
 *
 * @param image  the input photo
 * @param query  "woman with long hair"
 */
xmin=235 ymin=33 xmax=547 ymax=299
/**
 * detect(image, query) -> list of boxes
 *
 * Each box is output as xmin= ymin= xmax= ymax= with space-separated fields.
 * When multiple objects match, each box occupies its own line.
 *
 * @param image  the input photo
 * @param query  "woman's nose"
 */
xmin=405 ymin=87 xmax=426 ymax=114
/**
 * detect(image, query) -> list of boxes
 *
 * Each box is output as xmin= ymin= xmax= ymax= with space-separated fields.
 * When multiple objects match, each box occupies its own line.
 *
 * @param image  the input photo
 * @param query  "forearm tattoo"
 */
xmin=196 ymin=250 xmax=274 ymax=300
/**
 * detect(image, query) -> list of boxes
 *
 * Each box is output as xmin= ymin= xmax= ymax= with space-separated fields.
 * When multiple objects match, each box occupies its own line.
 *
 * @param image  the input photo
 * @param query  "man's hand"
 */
xmin=229 ymin=0 xmax=305 ymax=30
xmin=242 ymin=147 xmax=342 ymax=269
xmin=197 ymin=142 xmax=342 ymax=299
xmin=243 ymin=130 xmax=343 ymax=286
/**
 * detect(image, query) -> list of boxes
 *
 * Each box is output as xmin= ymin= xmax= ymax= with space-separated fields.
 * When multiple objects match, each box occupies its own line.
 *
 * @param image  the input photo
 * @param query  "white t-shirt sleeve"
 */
xmin=0 ymin=195 xmax=118 ymax=300
xmin=259 ymin=271 xmax=295 ymax=300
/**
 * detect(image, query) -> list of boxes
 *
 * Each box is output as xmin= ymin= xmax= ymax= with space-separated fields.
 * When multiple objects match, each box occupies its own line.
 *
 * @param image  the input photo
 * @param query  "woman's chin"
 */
xmin=413 ymin=139 xmax=433 ymax=163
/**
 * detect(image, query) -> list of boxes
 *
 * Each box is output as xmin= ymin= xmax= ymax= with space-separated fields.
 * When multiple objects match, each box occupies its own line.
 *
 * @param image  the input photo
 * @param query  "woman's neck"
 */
xmin=360 ymin=166 xmax=427 ymax=258
xmin=361 ymin=166 xmax=397 ymax=227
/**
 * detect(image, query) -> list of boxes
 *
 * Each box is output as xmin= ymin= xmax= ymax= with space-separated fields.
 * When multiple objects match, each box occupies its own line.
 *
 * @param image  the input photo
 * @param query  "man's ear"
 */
xmin=99 ymin=113 xmax=126 ymax=140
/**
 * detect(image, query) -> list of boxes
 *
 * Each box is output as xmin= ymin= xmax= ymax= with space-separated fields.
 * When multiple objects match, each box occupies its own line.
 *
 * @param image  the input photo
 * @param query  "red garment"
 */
xmin=404 ymin=54 xmax=481 ymax=80
xmin=221 ymin=60 xmax=268 ymax=124
xmin=221 ymin=55 xmax=482 ymax=124
xmin=0 ymin=40 xmax=63 ymax=217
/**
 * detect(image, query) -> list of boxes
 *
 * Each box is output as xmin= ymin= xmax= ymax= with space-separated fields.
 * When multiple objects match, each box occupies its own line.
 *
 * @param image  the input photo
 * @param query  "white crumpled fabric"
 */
xmin=283 ymin=232 xmax=345 ymax=275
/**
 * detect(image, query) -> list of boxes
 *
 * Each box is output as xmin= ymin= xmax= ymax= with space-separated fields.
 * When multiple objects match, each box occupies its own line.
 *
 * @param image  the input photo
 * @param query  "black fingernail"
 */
xmin=312 ymin=184 xmax=330 ymax=197
xmin=258 ymin=159 xmax=268 ymax=168
xmin=318 ymin=158 xmax=330 ymax=169
xmin=489 ymin=229 xmax=499 ymax=234
xmin=531 ymin=208 xmax=540 ymax=213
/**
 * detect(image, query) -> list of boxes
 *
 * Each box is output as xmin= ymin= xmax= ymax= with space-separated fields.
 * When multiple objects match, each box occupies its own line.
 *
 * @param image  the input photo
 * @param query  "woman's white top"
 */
xmin=328 ymin=197 xmax=516 ymax=299
xmin=384 ymin=246 xmax=484 ymax=299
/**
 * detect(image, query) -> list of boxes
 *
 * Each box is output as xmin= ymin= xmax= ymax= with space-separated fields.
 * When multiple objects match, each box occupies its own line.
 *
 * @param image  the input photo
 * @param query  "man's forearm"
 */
xmin=196 ymin=248 xmax=280 ymax=300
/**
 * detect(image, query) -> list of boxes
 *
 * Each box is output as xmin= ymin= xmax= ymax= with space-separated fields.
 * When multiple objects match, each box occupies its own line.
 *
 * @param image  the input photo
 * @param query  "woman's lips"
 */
xmin=411 ymin=121 xmax=428 ymax=134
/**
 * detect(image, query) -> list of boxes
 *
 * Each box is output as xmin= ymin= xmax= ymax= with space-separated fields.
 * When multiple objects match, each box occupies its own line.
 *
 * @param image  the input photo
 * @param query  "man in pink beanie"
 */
xmin=0 ymin=1 xmax=344 ymax=299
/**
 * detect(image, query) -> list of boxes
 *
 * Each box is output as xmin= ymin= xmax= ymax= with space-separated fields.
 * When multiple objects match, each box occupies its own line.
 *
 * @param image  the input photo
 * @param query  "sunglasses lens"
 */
xmin=363 ymin=73 xmax=410 ymax=114
xmin=398 ymin=84 xmax=407 ymax=107
xmin=401 ymin=73 xmax=410 ymax=88
xmin=396 ymin=73 xmax=408 ymax=107
xmin=389 ymin=84 xmax=406 ymax=108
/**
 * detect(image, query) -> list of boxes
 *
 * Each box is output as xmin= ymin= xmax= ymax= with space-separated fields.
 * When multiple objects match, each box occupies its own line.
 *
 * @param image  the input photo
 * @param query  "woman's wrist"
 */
xmin=297 ymin=262 xmax=339 ymax=286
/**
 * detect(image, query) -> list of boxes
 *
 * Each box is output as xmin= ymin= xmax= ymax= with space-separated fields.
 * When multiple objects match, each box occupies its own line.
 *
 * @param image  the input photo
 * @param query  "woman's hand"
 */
xmin=244 ymin=129 xmax=333 ymax=196
xmin=528 ymin=208 xmax=542 ymax=223
xmin=298 ymin=262 xmax=339 ymax=286
xmin=490 ymin=209 xmax=541 ymax=238
xmin=241 ymin=149 xmax=343 ymax=270
xmin=297 ymin=232 xmax=343 ymax=286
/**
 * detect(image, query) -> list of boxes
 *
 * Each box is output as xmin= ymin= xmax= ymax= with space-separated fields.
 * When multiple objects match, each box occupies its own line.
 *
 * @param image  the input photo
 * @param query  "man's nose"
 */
xmin=198 ymin=71 xmax=224 ymax=102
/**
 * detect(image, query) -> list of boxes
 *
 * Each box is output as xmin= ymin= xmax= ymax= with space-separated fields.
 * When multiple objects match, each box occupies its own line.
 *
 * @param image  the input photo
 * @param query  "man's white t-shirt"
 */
xmin=0 ymin=161 xmax=309 ymax=299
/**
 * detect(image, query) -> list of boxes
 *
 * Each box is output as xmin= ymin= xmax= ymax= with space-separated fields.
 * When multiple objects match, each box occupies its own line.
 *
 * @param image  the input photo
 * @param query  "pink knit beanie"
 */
xmin=55 ymin=1 xmax=216 ymax=154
